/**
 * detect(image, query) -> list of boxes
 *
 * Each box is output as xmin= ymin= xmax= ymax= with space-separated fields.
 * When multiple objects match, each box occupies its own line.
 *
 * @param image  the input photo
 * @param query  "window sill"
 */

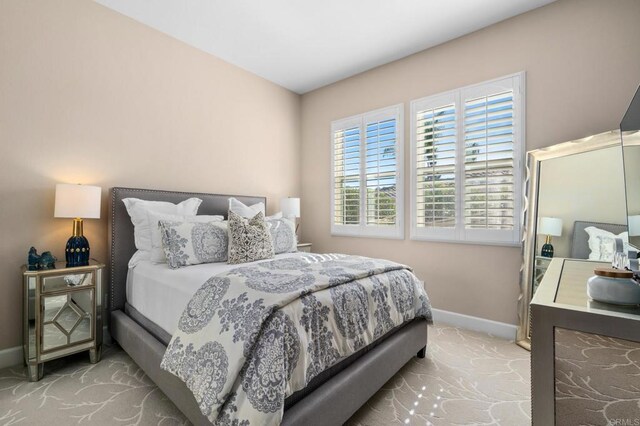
xmin=331 ymin=225 xmax=404 ymax=240
xmin=409 ymin=233 xmax=521 ymax=247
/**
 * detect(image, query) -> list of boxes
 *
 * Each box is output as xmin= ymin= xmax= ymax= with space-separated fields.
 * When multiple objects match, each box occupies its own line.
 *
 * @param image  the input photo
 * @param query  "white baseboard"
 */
xmin=0 ymin=314 xmax=514 ymax=369
xmin=431 ymin=308 xmax=517 ymax=341
xmin=0 ymin=345 xmax=22 ymax=370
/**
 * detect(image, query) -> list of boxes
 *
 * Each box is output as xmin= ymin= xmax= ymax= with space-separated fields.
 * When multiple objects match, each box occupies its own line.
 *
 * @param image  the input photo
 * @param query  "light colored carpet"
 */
xmin=0 ymin=325 xmax=530 ymax=425
xmin=347 ymin=325 xmax=531 ymax=426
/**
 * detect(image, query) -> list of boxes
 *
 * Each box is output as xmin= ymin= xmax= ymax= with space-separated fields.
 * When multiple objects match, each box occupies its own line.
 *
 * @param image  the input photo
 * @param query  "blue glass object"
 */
xmin=65 ymin=236 xmax=90 ymax=267
xmin=65 ymin=219 xmax=90 ymax=267
xmin=541 ymin=242 xmax=554 ymax=258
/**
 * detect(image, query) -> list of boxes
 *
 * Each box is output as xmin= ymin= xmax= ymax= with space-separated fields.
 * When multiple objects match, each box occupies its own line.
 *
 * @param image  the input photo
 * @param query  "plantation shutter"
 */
xmin=331 ymin=105 xmax=404 ymax=238
xmin=332 ymin=121 xmax=362 ymax=226
xmin=414 ymin=100 xmax=457 ymax=229
xmin=411 ymin=73 xmax=523 ymax=244
xmin=366 ymin=117 xmax=398 ymax=226
xmin=463 ymin=90 xmax=515 ymax=231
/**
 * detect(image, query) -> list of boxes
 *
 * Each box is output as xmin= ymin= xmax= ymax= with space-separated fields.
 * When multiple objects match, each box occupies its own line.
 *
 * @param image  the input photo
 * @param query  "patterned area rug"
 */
xmin=0 ymin=325 xmax=530 ymax=425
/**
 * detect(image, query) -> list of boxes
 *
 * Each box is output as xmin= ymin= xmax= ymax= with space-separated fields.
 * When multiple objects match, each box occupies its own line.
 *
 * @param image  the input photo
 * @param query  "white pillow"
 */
xmin=229 ymin=197 xmax=265 ymax=218
xmin=148 ymin=212 xmax=224 ymax=263
xmin=584 ymin=226 xmax=629 ymax=261
xmin=122 ymin=197 xmax=202 ymax=255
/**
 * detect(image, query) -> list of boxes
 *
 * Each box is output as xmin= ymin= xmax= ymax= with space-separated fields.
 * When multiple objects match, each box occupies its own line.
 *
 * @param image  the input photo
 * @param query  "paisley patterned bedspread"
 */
xmin=160 ymin=253 xmax=432 ymax=425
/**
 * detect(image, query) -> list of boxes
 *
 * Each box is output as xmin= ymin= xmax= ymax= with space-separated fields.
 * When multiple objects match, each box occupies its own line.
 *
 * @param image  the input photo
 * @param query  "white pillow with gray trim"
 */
xmin=159 ymin=220 xmax=229 ymax=269
xmin=148 ymin=212 xmax=224 ymax=263
xmin=266 ymin=216 xmax=297 ymax=254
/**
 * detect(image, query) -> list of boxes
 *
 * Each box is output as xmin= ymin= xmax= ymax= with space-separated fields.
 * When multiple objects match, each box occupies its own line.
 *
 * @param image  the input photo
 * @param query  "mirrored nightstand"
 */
xmin=533 ymin=255 xmax=552 ymax=294
xmin=297 ymin=243 xmax=312 ymax=253
xmin=22 ymin=259 xmax=105 ymax=381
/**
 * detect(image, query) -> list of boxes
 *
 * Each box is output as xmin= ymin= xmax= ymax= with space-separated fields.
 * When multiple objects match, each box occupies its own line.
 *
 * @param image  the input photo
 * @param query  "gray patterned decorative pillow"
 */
xmin=159 ymin=220 xmax=228 ymax=269
xmin=228 ymin=210 xmax=274 ymax=264
xmin=266 ymin=217 xmax=297 ymax=254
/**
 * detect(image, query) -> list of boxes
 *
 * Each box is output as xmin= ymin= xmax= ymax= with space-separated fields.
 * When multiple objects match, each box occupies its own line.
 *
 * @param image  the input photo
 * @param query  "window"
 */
xmin=410 ymin=73 xmax=524 ymax=245
xmin=331 ymin=104 xmax=404 ymax=239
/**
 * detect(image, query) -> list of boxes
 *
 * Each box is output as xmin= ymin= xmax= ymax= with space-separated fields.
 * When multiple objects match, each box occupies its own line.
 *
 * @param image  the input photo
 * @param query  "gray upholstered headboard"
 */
xmin=108 ymin=187 xmax=265 ymax=313
xmin=570 ymin=220 xmax=628 ymax=259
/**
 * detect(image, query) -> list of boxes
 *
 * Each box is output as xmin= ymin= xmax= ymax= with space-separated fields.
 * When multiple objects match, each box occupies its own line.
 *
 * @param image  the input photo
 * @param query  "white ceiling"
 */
xmin=95 ymin=0 xmax=556 ymax=94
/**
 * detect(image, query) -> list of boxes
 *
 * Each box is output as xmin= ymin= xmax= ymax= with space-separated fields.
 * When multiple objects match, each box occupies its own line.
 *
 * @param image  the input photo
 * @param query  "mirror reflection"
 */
xmin=518 ymin=130 xmax=628 ymax=350
xmin=41 ymin=290 xmax=93 ymax=352
xmin=535 ymin=143 xmax=627 ymax=283
xmin=623 ymin=132 xmax=640 ymax=249
xmin=621 ymin=87 xmax=640 ymax=253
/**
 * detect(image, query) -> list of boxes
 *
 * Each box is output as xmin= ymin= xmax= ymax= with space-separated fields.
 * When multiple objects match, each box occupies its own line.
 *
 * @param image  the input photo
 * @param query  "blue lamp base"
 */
xmin=65 ymin=236 xmax=90 ymax=267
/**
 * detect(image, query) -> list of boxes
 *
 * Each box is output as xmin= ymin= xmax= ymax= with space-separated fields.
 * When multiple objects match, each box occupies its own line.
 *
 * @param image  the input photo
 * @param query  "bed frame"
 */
xmin=108 ymin=187 xmax=428 ymax=426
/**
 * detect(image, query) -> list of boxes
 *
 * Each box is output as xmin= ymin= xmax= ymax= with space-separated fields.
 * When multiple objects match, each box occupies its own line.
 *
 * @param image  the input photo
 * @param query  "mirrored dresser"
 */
xmin=22 ymin=259 xmax=105 ymax=381
xmin=531 ymin=258 xmax=640 ymax=425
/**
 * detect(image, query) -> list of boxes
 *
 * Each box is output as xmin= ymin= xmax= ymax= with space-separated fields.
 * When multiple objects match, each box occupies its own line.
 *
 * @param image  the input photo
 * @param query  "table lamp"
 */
xmin=281 ymin=197 xmax=301 ymax=233
xmin=538 ymin=217 xmax=563 ymax=258
xmin=54 ymin=184 xmax=101 ymax=267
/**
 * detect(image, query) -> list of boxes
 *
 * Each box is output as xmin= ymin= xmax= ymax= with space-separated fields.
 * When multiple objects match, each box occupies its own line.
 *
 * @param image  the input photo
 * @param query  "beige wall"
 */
xmin=300 ymin=0 xmax=640 ymax=325
xmin=537 ymin=145 xmax=627 ymax=258
xmin=2 ymin=0 xmax=639 ymax=353
xmin=0 ymin=0 xmax=301 ymax=351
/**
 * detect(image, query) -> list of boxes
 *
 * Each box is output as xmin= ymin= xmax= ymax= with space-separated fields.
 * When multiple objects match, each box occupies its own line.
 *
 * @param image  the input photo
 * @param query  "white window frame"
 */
xmin=410 ymin=72 xmax=525 ymax=246
xmin=331 ymin=104 xmax=404 ymax=239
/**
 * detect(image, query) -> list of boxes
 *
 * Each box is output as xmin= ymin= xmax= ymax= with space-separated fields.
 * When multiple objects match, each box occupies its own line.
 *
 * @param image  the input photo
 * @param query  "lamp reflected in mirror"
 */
xmin=538 ymin=217 xmax=563 ymax=258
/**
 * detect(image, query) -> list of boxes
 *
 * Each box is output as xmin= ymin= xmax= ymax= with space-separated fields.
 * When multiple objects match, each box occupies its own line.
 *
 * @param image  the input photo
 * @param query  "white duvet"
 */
xmin=126 ymin=253 xmax=302 ymax=336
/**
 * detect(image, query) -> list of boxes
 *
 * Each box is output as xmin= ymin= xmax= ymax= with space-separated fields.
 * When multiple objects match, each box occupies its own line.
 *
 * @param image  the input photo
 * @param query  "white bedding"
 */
xmin=126 ymin=252 xmax=302 ymax=336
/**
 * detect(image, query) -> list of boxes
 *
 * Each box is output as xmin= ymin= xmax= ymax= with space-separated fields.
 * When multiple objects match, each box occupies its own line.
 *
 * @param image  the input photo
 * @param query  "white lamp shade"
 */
xmin=54 ymin=184 xmax=102 ymax=219
xmin=280 ymin=197 xmax=300 ymax=218
xmin=538 ymin=217 xmax=562 ymax=237
xmin=629 ymin=215 xmax=640 ymax=237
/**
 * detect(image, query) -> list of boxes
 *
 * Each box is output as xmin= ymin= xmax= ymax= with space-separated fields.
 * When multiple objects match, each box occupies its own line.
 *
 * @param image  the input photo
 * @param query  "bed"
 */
xmin=108 ymin=187 xmax=430 ymax=425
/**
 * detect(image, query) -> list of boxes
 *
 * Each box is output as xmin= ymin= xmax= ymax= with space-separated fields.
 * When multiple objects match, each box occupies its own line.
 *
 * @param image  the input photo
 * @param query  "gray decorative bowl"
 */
xmin=587 ymin=272 xmax=640 ymax=306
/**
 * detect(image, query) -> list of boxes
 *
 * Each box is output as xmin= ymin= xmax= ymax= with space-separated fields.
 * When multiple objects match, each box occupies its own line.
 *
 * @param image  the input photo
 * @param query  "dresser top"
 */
xmin=22 ymin=259 xmax=105 ymax=276
xmin=532 ymin=258 xmax=640 ymax=321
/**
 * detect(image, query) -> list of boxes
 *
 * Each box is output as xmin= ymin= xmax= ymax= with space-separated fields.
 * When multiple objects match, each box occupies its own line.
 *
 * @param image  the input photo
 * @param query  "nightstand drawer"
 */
xmin=42 ymin=271 xmax=94 ymax=293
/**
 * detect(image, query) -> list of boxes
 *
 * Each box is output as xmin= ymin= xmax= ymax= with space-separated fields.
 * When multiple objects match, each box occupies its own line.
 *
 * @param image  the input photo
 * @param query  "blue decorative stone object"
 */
xmin=27 ymin=247 xmax=57 ymax=270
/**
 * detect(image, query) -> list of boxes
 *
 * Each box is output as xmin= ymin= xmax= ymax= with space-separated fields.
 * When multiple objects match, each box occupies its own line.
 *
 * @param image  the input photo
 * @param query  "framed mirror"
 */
xmin=517 ymin=130 xmax=627 ymax=350
xmin=622 ymin=86 xmax=640 ymax=255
